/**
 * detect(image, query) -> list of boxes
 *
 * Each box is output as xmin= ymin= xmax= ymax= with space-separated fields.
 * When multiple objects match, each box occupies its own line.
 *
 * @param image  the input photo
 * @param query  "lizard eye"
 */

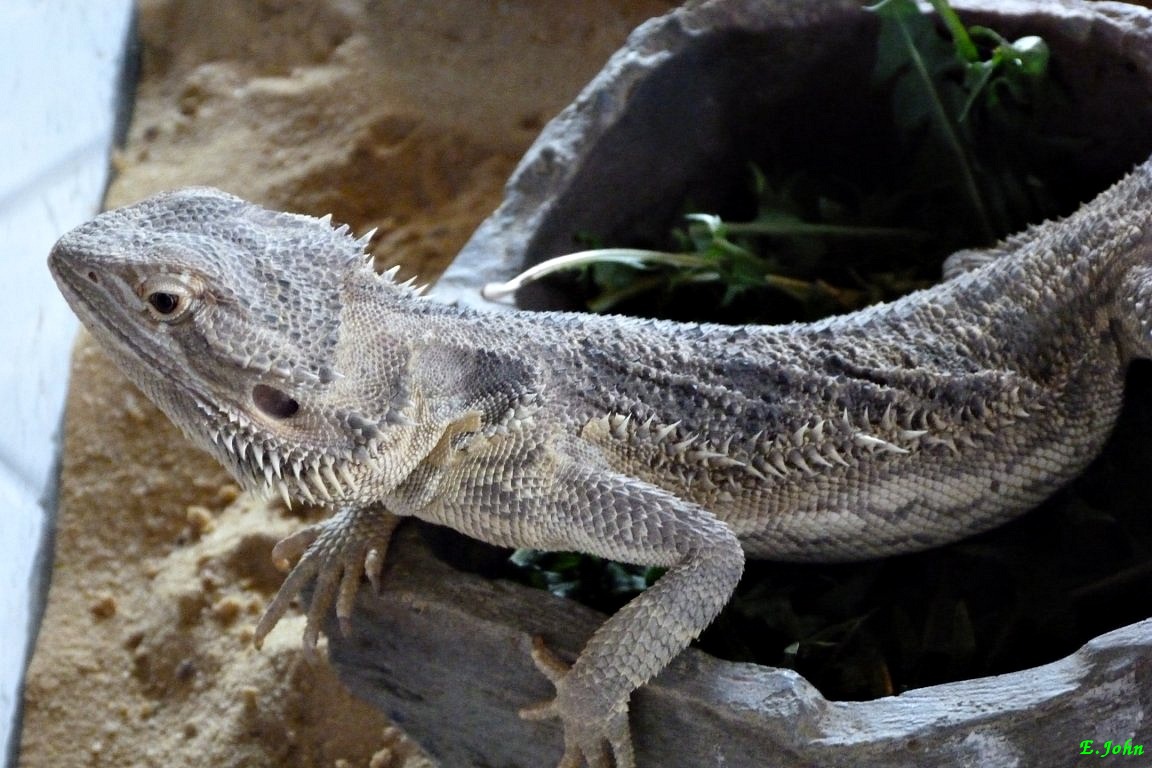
xmin=147 ymin=292 xmax=181 ymax=316
xmin=139 ymin=275 xmax=199 ymax=323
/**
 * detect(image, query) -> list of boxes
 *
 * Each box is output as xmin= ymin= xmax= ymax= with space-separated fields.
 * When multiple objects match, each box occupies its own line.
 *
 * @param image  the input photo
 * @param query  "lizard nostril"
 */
xmin=252 ymin=384 xmax=300 ymax=419
xmin=87 ymin=271 xmax=99 ymax=283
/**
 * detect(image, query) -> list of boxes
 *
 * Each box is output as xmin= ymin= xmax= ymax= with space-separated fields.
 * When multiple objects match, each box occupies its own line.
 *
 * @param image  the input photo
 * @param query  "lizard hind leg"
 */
xmin=253 ymin=504 xmax=401 ymax=656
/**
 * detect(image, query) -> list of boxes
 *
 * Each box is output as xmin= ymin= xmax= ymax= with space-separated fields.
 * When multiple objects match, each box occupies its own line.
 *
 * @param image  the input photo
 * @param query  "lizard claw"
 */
xmin=253 ymin=506 xmax=400 ymax=655
xmin=520 ymin=637 xmax=635 ymax=768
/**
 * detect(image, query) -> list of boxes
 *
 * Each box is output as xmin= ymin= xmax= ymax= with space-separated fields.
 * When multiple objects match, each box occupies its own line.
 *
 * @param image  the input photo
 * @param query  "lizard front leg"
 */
xmin=520 ymin=506 xmax=744 ymax=768
xmin=253 ymin=503 xmax=401 ymax=655
xmin=426 ymin=448 xmax=746 ymax=768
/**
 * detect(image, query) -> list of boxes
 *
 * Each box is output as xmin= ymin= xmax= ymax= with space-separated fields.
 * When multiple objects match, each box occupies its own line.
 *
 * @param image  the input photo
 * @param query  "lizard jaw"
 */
xmin=193 ymin=397 xmax=364 ymax=507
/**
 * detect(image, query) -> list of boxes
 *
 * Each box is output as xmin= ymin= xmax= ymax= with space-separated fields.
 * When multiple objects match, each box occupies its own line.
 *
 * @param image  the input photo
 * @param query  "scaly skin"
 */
xmin=49 ymin=160 xmax=1152 ymax=767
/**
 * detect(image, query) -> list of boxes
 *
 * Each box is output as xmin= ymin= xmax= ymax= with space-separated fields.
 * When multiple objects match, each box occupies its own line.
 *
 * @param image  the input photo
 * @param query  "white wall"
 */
xmin=0 ymin=2 xmax=134 ymax=763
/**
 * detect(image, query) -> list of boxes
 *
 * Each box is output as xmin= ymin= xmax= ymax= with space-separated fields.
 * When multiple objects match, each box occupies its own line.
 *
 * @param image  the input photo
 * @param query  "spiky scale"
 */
xmin=805 ymin=447 xmax=834 ymax=469
xmin=824 ymin=444 xmax=852 ymax=467
xmin=853 ymin=433 xmax=910 ymax=455
xmin=787 ymin=450 xmax=815 ymax=476
xmin=356 ymin=227 xmax=378 ymax=247
xmin=767 ymin=452 xmax=789 ymax=477
xmin=276 ymin=482 xmax=293 ymax=509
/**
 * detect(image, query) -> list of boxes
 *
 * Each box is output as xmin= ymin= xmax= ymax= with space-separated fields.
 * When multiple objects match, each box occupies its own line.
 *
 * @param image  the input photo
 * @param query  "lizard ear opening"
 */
xmin=253 ymin=384 xmax=300 ymax=419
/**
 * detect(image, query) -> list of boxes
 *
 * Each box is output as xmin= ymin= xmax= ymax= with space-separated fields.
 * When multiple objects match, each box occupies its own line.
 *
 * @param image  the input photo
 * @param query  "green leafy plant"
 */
xmin=871 ymin=0 xmax=1060 ymax=240
xmin=485 ymin=0 xmax=1072 ymax=324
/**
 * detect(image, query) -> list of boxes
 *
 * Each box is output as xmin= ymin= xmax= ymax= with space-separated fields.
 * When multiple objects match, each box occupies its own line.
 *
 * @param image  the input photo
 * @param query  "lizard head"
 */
xmin=49 ymin=187 xmax=424 ymax=506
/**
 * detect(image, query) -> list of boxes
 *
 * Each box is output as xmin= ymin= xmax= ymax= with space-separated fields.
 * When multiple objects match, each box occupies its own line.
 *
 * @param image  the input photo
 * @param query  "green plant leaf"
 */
xmin=869 ymin=0 xmax=994 ymax=241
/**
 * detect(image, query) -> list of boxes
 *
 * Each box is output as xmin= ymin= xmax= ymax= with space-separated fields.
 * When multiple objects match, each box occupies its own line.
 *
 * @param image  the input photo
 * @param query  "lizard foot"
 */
xmin=519 ymin=636 xmax=635 ymax=768
xmin=253 ymin=505 xmax=400 ymax=656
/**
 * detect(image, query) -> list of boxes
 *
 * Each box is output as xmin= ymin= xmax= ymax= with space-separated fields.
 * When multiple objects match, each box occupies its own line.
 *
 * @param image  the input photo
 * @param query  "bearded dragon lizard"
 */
xmin=48 ymin=158 xmax=1152 ymax=767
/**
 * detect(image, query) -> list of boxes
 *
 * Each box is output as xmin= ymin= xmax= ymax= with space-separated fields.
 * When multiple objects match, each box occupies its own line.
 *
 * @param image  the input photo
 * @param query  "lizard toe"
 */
xmin=253 ymin=505 xmax=401 ymax=653
xmin=520 ymin=637 xmax=635 ymax=768
xmin=528 ymin=634 xmax=573 ymax=684
xmin=269 ymin=525 xmax=321 ymax=571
